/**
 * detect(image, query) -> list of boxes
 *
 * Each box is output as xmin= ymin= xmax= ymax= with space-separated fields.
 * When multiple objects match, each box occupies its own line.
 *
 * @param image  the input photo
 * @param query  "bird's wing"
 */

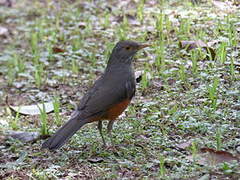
xmin=77 ymin=75 xmax=135 ymax=119
xmin=125 ymin=79 xmax=136 ymax=99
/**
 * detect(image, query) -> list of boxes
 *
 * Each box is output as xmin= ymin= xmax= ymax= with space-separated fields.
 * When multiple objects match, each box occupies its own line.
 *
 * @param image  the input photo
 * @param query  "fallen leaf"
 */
xmin=179 ymin=40 xmax=216 ymax=59
xmin=177 ymin=139 xmax=193 ymax=149
xmin=0 ymin=0 xmax=11 ymax=7
xmin=7 ymin=131 xmax=40 ymax=142
xmin=179 ymin=40 xmax=206 ymax=50
xmin=187 ymin=147 xmax=239 ymax=166
xmin=8 ymin=101 xmax=54 ymax=115
xmin=198 ymin=174 xmax=210 ymax=180
xmin=200 ymin=148 xmax=239 ymax=163
xmin=212 ymin=1 xmax=236 ymax=13
xmin=88 ymin=157 xmax=104 ymax=163
xmin=52 ymin=47 xmax=65 ymax=53
xmin=0 ymin=135 xmax=5 ymax=143
xmin=236 ymin=145 xmax=240 ymax=153
xmin=207 ymin=40 xmax=221 ymax=47
xmin=152 ymin=80 xmax=163 ymax=89
xmin=0 ymin=26 xmax=8 ymax=37
xmin=116 ymin=14 xmax=140 ymax=25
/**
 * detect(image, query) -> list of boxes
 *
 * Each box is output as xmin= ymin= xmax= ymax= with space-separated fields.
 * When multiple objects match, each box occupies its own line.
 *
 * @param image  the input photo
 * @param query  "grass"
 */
xmin=0 ymin=0 xmax=240 ymax=179
xmin=53 ymin=96 xmax=61 ymax=126
xmin=9 ymin=107 xmax=20 ymax=130
xmin=38 ymin=103 xmax=48 ymax=136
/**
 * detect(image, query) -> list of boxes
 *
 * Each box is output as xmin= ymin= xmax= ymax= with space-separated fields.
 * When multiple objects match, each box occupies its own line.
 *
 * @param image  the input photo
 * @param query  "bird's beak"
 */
xmin=137 ymin=44 xmax=151 ymax=50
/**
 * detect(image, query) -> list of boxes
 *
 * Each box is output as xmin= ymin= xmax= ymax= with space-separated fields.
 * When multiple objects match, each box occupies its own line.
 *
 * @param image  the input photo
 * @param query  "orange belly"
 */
xmin=106 ymin=99 xmax=131 ymax=120
xmin=88 ymin=99 xmax=131 ymax=122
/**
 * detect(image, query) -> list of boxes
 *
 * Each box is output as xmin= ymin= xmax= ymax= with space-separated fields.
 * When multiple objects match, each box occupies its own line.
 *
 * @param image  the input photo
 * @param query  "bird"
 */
xmin=42 ymin=40 xmax=149 ymax=150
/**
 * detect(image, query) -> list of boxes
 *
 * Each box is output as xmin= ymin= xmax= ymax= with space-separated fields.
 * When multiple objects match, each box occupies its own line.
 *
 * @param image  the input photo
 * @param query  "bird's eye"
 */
xmin=125 ymin=46 xmax=131 ymax=50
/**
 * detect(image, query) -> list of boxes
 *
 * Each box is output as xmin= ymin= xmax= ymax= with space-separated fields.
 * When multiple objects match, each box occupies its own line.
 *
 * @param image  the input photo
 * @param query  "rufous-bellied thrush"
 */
xmin=42 ymin=40 xmax=149 ymax=150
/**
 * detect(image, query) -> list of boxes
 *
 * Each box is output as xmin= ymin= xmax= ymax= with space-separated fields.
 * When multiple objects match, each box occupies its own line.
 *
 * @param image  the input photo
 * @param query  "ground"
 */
xmin=0 ymin=0 xmax=240 ymax=179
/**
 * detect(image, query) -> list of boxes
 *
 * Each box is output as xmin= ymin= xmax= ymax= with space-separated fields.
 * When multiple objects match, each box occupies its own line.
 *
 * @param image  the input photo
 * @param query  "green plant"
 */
xmin=6 ymin=53 xmax=25 ymax=85
xmin=191 ymin=140 xmax=198 ymax=161
xmin=215 ymin=128 xmax=222 ymax=150
xmin=165 ymin=15 xmax=172 ymax=43
xmin=104 ymin=41 xmax=115 ymax=61
xmin=103 ymin=12 xmax=110 ymax=28
xmin=156 ymin=12 xmax=164 ymax=40
xmin=53 ymin=96 xmax=61 ymax=125
xmin=46 ymin=42 xmax=53 ymax=61
xmin=137 ymin=0 xmax=145 ymax=23
xmin=154 ymin=41 xmax=165 ymax=73
xmin=220 ymin=161 xmax=239 ymax=175
xmin=30 ymin=32 xmax=39 ymax=55
xmin=190 ymin=50 xmax=198 ymax=74
xmin=10 ymin=107 xmax=20 ymax=130
xmin=38 ymin=103 xmax=48 ymax=136
xmin=117 ymin=15 xmax=129 ymax=40
xmin=178 ymin=18 xmax=191 ymax=39
xmin=217 ymin=42 xmax=227 ymax=64
xmin=141 ymin=63 xmax=151 ymax=90
xmin=159 ymin=155 xmax=166 ymax=177
xmin=13 ymin=53 xmax=25 ymax=73
xmin=34 ymin=64 xmax=44 ymax=88
xmin=178 ymin=63 xmax=186 ymax=82
xmin=208 ymin=77 xmax=219 ymax=109
xmin=225 ymin=15 xmax=237 ymax=47
xmin=71 ymin=58 xmax=79 ymax=74
xmin=230 ymin=55 xmax=235 ymax=78
xmin=89 ymin=52 xmax=97 ymax=66
xmin=72 ymin=33 xmax=83 ymax=51
xmin=6 ymin=68 xmax=15 ymax=86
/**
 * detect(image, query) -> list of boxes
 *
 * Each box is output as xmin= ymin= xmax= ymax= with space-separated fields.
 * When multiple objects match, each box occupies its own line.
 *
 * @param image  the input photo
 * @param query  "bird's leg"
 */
xmin=98 ymin=120 xmax=106 ymax=146
xmin=107 ymin=120 xmax=115 ymax=146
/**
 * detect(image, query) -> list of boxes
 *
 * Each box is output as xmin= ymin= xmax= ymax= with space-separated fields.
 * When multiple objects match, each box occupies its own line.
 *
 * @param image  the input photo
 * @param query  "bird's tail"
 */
xmin=42 ymin=110 xmax=88 ymax=150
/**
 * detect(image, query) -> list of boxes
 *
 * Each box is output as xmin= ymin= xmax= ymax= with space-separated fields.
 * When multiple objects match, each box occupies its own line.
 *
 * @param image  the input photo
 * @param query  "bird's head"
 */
xmin=108 ymin=40 xmax=149 ymax=65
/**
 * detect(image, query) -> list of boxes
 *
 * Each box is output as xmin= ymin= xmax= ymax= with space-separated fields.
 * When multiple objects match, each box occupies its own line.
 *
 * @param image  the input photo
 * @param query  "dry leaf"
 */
xmin=88 ymin=157 xmax=104 ymax=163
xmin=0 ymin=135 xmax=5 ymax=144
xmin=212 ymin=1 xmax=236 ymax=13
xmin=207 ymin=40 xmax=221 ymax=47
xmin=200 ymin=148 xmax=239 ymax=164
xmin=179 ymin=40 xmax=216 ymax=59
xmin=179 ymin=40 xmax=207 ymax=50
xmin=177 ymin=139 xmax=193 ymax=149
xmin=7 ymin=131 xmax=40 ymax=142
xmin=8 ymin=101 xmax=54 ymax=116
xmin=0 ymin=26 xmax=8 ymax=37
xmin=187 ymin=147 xmax=239 ymax=166
xmin=52 ymin=47 xmax=65 ymax=53
xmin=116 ymin=14 xmax=140 ymax=25
xmin=0 ymin=0 xmax=11 ymax=7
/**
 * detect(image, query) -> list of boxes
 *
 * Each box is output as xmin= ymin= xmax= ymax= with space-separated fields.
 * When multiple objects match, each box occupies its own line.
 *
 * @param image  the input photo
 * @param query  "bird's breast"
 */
xmin=105 ymin=99 xmax=131 ymax=120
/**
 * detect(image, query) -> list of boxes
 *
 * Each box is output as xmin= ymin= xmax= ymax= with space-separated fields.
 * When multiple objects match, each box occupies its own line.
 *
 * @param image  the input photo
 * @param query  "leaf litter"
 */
xmin=8 ymin=101 xmax=54 ymax=116
xmin=0 ymin=0 xmax=240 ymax=179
